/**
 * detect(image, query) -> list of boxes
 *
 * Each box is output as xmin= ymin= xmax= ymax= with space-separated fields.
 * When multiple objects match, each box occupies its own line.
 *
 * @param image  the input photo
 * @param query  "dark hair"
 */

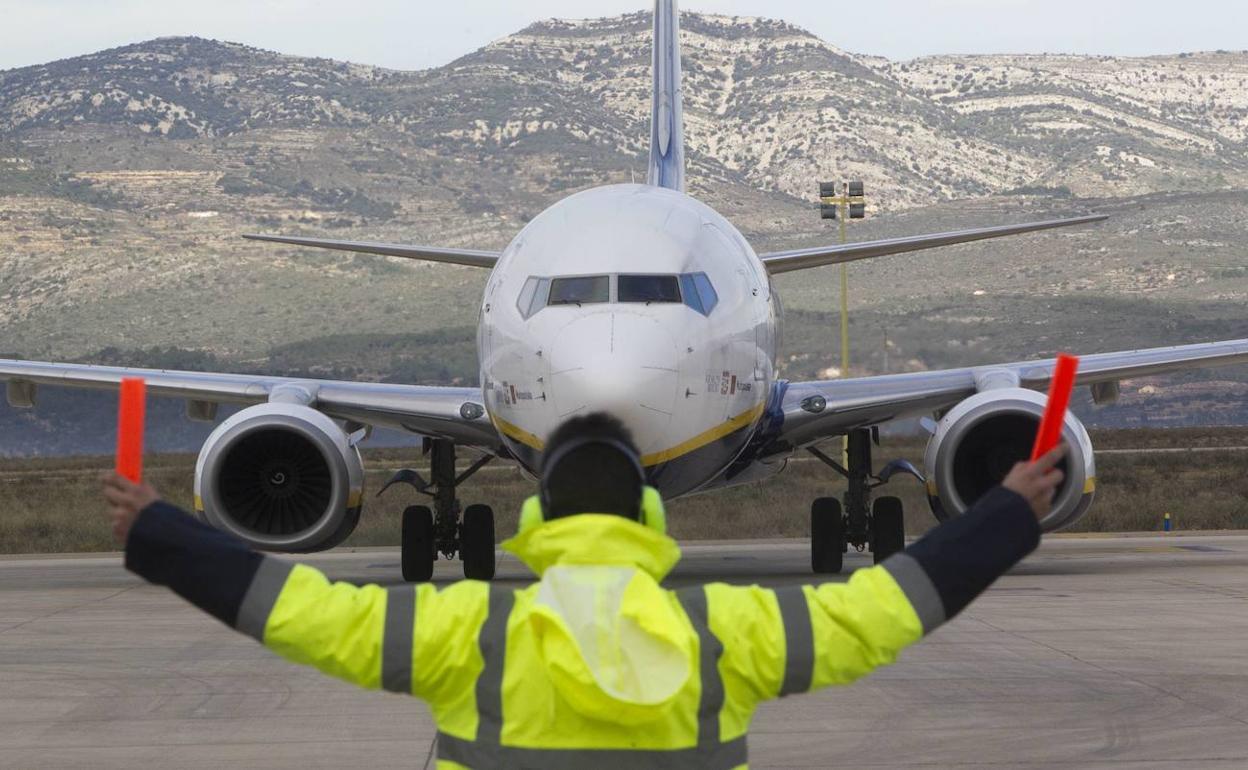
xmin=541 ymin=412 xmax=643 ymax=520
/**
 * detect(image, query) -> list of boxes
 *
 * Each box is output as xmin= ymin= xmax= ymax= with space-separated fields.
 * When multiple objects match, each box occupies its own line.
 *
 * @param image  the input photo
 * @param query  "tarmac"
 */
xmin=2 ymin=534 xmax=1248 ymax=769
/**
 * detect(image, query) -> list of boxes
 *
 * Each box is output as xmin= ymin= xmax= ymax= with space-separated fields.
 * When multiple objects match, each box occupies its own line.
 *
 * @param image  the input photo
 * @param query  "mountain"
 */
xmin=5 ymin=19 xmax=1245 ymax=207
xmin=2 ymin=13 xmax=1248 ymax=436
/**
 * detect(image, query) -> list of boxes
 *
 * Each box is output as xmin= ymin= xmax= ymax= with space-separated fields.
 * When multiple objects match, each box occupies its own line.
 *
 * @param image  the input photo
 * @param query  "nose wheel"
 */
xmin=380 ymin=439 xmax=496 ymax=582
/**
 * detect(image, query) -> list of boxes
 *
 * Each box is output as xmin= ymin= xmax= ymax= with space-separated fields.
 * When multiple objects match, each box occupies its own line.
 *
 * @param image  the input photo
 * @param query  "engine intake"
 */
xmin=924 ymin=388 xmax=1095 ymax=532
xmin=194 ymin=403 xmax=364 ymax=551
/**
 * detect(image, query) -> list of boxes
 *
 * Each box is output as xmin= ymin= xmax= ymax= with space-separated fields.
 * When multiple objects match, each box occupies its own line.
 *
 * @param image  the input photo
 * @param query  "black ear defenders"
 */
xmin=537 ymin=435 xmax=646 ymax=521
xmin=519 ymin=437 xmax=667 ymax=534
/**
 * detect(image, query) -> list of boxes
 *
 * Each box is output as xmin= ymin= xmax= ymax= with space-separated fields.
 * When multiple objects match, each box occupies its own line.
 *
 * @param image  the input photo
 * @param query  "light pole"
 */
xmin=819 ymin=180 xmax=866 ymax=461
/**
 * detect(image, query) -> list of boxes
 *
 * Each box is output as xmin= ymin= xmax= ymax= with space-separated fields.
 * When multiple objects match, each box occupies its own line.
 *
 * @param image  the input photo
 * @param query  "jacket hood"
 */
xmin=502 ymin=513 xmax=682 ymax=580
xmin=503 ymin=515 xmax=690 ymax=724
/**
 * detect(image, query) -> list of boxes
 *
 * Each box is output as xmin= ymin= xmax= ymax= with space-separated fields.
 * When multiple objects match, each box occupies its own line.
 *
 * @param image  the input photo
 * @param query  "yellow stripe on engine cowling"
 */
xmin=194 ymin=495 xmax=204 ymax=513
xmin=1084 ymin=476 xmax=1096 ymax=494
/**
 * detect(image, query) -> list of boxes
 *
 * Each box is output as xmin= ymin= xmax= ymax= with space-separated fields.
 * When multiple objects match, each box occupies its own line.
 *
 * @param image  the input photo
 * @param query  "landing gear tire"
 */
xmin=401 ymin=505 xmax=436 ymax=582
xmin=811 ymin=497 xmax=846 ymax=574
xmin=461 ymin=504 xmax=496 ymax=581
xmin=871 ymin=496 xmax=905 ymax=565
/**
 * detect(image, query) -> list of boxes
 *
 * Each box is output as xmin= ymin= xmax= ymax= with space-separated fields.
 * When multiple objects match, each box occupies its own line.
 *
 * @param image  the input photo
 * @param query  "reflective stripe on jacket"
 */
xmin=125 ymin=488 xmax=1040 ymax=770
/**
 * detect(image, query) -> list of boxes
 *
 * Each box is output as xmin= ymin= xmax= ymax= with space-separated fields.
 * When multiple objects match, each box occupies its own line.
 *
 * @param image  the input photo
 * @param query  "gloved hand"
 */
xmin=1002 ymin=444 xmax=1067 ymax=520
xmin=100 ymin=472 xmax=160 ymax=543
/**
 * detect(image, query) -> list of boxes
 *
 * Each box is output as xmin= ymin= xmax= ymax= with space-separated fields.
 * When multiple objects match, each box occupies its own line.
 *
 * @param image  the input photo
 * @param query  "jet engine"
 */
xmin=194 ymin=403 xmax=365 ymax=552
xmin=923 ymin=388 xmax=1095 ymax=532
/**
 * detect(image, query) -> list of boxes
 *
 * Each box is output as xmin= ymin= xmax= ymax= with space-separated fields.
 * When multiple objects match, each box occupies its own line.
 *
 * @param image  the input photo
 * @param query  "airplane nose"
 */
xmin=548 ymin=312 xmax=678 ymax=455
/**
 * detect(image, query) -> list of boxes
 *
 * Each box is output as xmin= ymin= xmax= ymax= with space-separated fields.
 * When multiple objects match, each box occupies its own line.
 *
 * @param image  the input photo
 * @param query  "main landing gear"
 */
xmin=807 ymin=428 xmax=922 ymax=574
xmin=378 ymin=438 xmax=496 ymax=582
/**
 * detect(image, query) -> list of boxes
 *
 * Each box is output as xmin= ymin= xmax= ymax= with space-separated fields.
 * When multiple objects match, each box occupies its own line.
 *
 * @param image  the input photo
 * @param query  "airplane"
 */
xmin=5 ymin=0 xmax=1248 ymax=582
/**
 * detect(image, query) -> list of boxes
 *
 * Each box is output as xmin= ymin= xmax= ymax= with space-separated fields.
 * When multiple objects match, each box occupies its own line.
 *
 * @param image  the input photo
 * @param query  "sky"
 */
xmin=0 ymin=0 xmax=1245 ymax=72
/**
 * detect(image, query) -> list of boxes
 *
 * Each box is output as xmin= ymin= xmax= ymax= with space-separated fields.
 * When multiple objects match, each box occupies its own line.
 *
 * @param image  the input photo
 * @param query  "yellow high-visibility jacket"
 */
xmin=127 ymin=489 xmax=1038 ymax=769
xmin=239 ymin=516 xmax=932 ymax=769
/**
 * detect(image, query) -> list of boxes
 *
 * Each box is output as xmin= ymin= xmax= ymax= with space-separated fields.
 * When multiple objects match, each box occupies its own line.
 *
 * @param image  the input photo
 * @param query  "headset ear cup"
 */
xmin=519 ymin=495 xmax=545 ymax=534
xmin=640 ymin=487 xmax=666 ymax=534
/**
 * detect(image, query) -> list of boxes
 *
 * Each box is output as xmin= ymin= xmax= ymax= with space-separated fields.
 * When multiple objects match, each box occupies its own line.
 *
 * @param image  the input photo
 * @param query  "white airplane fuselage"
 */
xmin=479 ymin=184 xmax=779 ymax=496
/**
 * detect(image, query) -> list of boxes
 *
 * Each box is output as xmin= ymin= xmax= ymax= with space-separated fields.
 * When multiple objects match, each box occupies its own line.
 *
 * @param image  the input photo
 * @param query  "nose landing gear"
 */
xmin=379 ymin=438 xmax=496 ymax=582
xmin=807 ymin=428 xmax=923 ymax=574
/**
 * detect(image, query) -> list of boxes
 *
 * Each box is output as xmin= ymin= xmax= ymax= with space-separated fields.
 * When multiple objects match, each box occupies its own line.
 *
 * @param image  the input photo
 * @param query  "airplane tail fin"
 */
xmin=647 ymin=0 xmax=685 ymax=192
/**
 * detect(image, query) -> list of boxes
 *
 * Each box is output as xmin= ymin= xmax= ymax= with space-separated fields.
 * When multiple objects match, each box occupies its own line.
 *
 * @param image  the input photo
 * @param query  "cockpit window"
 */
xmin=549 ymin=275 xmax=609 ymax=305
xmin=679 ymin=274 xmax=701 ymax=314
xmin=619 ymin=274 xmax=681 ymax=304
xmin=517 ymin=276 xmax=551 ymax=319
xmin=691 ymin=272 xmax=718 ymax=314
xmin=679 ymin=272 xmax=718 ymax=316
xmin=519 ymin=272 xmax=716 ymax=318
xmin=517 ymin=277 xmax=539 ymax=317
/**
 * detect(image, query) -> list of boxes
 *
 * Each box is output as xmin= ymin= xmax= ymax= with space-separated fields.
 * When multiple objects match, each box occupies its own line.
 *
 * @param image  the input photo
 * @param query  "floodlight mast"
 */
xmin=818 ymin=180 xmax=866 ymax=461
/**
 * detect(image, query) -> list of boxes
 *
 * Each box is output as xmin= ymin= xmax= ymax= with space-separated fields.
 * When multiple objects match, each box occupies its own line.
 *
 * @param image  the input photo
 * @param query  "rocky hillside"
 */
xmin=3 ymin=16 xmax=1245 ymax=213
xmin=888 ymin=52 xmax=1248 ymax=198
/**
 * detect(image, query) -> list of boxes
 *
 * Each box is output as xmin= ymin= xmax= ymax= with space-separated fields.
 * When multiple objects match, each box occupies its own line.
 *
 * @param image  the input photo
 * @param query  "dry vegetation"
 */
xmin=4 ymin=427 xmax=1247 ymax=554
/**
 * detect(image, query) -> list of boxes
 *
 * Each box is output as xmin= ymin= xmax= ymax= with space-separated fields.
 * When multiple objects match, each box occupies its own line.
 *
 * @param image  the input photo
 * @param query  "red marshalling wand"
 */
xmin=116 ymin=378 xmax=147 ymax=483
xmin=1030 ymin=354 xmax=1079 ymax=462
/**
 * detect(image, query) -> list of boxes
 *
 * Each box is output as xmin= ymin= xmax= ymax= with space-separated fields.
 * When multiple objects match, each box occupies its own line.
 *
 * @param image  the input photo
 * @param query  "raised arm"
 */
xmin=106 ymin=475 xmax=488 ymax=699
xmin=710 ymin=446 xmax=1065 ymax=708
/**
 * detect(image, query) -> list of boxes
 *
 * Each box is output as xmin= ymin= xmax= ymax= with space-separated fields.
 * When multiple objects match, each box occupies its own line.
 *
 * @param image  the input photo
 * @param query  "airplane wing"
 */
xmin=760 ymin=215 xmax=1107 ymax=274
xmin=0 ymin=359 xmax=500 ymax=449
xmin=770 ymin=339 xmax=1248 ymax=452
xmin=243 ymin=234 xmax=500 ymax=269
